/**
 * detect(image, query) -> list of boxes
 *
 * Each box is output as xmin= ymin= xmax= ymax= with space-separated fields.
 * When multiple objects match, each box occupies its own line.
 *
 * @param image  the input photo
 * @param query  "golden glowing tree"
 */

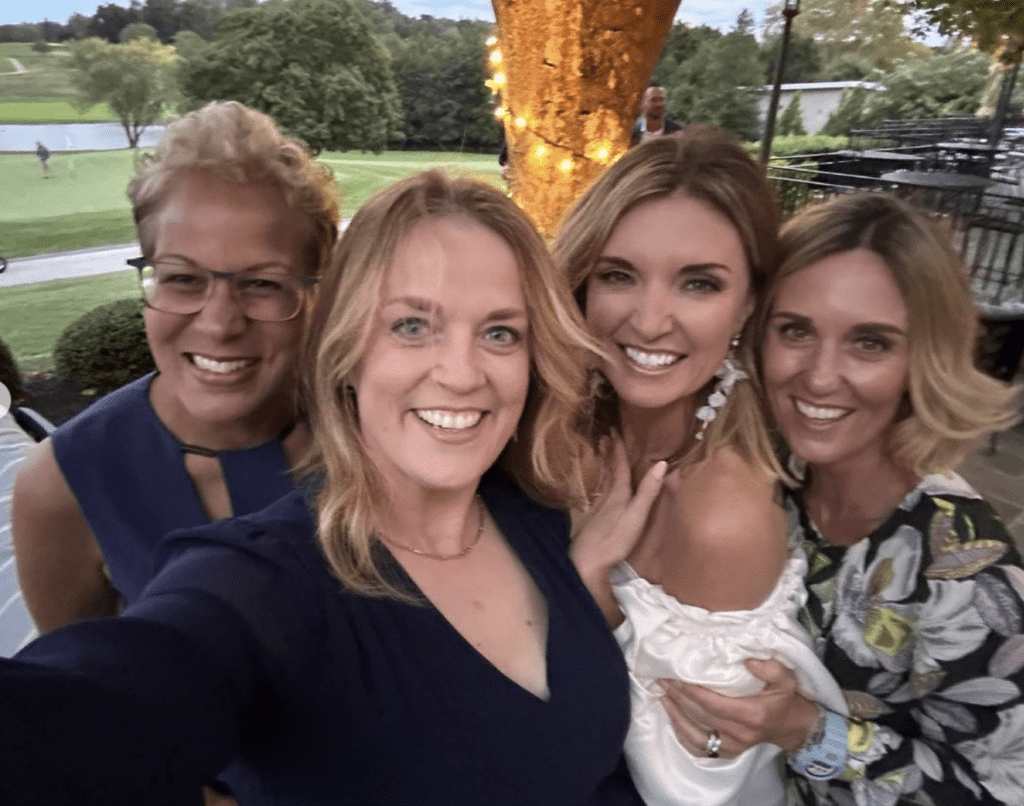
xmin=490 ymin=0 xmax=682 ymax=237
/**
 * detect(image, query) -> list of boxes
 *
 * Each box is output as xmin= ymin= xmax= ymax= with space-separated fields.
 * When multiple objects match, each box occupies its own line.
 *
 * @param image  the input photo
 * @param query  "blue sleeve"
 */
xmin=0 ymin=516 xmax=325 ymax=804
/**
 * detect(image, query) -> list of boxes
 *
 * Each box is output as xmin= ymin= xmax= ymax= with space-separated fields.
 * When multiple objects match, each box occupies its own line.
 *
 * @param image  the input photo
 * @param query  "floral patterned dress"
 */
xmin=787 ymin=473 xmax=1024 ymax=806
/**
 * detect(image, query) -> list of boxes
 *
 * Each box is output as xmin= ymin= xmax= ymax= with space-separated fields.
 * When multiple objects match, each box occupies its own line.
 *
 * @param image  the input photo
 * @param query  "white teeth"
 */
xmin=623 ymin=346 xmax=680 ymax=368
xmin=192 ymin=355 xmax=254 ymax=374
xmin=795 ymin=400 xmax=848 ymax=421
xmin=415 ymin=410 xmax=483 ymax=430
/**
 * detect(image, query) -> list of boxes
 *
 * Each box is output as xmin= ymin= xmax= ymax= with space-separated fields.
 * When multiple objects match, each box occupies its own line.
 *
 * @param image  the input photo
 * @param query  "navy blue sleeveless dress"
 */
xmin=50 ymin=372 xmax=297 ymax=604
xmin=2 ymin=469 xmax=642 ymax=806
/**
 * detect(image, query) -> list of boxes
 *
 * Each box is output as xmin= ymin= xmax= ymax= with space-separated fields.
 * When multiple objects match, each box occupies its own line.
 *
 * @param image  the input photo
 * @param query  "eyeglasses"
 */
xmin=129 ymin=257 xmax=317 ymax=322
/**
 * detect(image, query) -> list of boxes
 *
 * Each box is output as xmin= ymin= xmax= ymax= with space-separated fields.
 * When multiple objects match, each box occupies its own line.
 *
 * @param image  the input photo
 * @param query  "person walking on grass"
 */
xmin=35 ymin=142 xmax=50 ymax=176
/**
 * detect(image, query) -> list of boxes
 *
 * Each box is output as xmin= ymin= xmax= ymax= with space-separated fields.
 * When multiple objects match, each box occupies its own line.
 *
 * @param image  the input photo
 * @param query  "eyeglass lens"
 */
xmin=139 ymin=260 xmax=305 ymax=322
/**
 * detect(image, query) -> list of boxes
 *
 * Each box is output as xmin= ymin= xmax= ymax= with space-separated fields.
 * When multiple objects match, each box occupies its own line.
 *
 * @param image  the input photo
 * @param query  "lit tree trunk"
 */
xmin=492 ymin=0 xmax=681 ymax=237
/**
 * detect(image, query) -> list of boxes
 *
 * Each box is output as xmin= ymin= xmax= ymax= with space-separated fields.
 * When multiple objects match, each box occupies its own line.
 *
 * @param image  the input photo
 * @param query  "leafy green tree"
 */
xmin=119 ymin=22 xmax=158 ymax=42
xmin=180 ymin=0 xmax=401 ymax=153
xmin=176 ymin=0 xmax=222 ymax=40
xmin=901 ymin=1 xmax=1024 ymax=53
xmin=87 ymin=3 xmax=142 ymax=43
xmin=665 ymin=18 xmax=763 ymax=140
xmin=649 ymin=23 xmax=723 ymax=88
xmin=141 ymin=0 xmax=180 ymax=42
xmin=864 ymin=48 xmax=991 ymax=120
xmin=777 ymin=91 xmax=806 ymax=135
xmin=765 ymin=0 xmax=926 ymax=73
xmin=65 ymin=14 xmax=93 ymax=41
xmin=385 ymin=24 xmax=500 ymax=151
xmin=820 ymin=85 xmax=877 ymax=136
xmin=760 ymin=31 xmax=823 ymax=83
xmin=71 ymin=36 xmax=179 ymax=147
xmin=172 ymin=29 xmax=207 ymax=60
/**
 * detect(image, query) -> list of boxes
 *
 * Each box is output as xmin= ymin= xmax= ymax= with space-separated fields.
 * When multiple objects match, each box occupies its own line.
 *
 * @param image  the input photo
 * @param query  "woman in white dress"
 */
xmin=559 ymin=125 xmax=845 ymax=806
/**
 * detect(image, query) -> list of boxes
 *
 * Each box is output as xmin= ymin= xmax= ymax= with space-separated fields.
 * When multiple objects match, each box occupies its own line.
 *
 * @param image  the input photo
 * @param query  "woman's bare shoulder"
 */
xmin=672 ymin=446 xmax=780 ymax=531
xmin=652 ymin=447 xmax=787 ymax=611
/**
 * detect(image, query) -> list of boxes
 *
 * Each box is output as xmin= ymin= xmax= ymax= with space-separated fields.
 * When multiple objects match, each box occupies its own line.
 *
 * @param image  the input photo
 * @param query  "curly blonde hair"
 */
xmin=128 ymin=101 xmax=340 ymax=275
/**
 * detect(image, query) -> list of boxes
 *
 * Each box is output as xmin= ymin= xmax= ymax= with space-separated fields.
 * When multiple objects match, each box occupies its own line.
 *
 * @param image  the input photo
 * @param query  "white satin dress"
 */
xmin=610 ymin=544 xmax=847 ymax=806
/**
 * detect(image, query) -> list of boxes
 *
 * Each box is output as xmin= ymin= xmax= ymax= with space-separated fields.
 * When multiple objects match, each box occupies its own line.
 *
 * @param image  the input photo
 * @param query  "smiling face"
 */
xmin=642 ymin=86 xmax=667 ymax=126
xmin=584 ymin=194 xmax=752 ymax=418
xmin=350 ymin=215 xmax=531 ymax=496
xmin=762 ymin=248 xmax=911 ymax=472
xmin=144 ymin=169 xmax=311 ymax=445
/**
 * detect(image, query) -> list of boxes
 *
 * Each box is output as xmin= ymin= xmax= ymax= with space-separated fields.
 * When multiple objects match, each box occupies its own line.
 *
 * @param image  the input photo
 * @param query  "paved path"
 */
xmin=0 ymin=244 xmax=141 ymax=288
xmin=1 ymin=221 xmax=352 ymax=289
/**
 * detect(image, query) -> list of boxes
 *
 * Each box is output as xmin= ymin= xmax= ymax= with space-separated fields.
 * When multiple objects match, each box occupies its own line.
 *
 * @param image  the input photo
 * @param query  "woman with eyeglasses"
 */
xmin=13 ymin=101 xmax=340 ymax=631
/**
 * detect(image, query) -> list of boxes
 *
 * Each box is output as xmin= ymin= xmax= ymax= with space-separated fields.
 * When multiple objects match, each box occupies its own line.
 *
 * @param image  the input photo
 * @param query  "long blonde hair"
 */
xmin=301 ymin=170 xmax=598 ymax=599
xmin=553 ymin=125 xmax=785 ymax=482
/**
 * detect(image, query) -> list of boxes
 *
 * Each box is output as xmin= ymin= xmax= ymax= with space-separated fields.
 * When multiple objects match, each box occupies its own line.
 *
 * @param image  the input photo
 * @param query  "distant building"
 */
xmin=756 ymin=81 xmax=883 ymax=135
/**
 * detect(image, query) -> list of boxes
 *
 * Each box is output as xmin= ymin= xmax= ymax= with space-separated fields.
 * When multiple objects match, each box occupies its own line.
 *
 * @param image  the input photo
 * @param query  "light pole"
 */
xmin=760 ymin=0 xmax=800 ymax=165
xmin=989 ymin=52 xmax=1022 ymax=149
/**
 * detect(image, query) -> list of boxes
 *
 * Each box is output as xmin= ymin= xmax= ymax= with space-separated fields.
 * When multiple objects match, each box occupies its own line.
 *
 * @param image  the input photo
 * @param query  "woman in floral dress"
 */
xmin=660 ymin=193 xmax=1024 ymax=805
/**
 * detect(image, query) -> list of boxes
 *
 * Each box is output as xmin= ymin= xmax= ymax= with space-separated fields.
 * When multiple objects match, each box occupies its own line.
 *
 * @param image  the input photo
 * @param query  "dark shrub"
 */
xmin=0 ymin=336 xmax=25 ymax=406
xmin=53 ymin=298 xmax=154 ymax=393
xmin=31 ymin=39 xmax=50 ymax=53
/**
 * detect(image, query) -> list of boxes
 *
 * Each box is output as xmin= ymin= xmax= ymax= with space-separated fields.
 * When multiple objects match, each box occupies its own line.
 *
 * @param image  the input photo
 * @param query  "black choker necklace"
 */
xmin=179 ymin=420 xmax=298 ymax=457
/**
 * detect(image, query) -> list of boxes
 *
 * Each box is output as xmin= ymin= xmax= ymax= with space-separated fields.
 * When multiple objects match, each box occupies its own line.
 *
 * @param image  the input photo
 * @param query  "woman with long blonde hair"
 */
xmin=561 ymin=126 xmax=846 ymax=806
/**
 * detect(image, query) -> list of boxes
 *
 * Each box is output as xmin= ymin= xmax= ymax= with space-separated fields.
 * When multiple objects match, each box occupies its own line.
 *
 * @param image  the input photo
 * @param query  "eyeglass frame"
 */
xmin=127 ymin=256 xmax=319 ymax=322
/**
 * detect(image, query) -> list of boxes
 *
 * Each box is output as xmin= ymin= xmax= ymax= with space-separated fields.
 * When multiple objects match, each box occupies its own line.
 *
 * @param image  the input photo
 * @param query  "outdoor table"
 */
xmin=880 ymin=170 xmax=996 ymax=191
xmin=832 ymin=149 xmax=923 ymax=179
xmin=837 ymin=149 xmax=921 ymax=164
xmin=936 ymin=141 xmax=1004 ymax=176
xmin=937 ymin=141 xmax=1003 ymax=156
xmin=881 ymin=170 xmax=995 ymax=218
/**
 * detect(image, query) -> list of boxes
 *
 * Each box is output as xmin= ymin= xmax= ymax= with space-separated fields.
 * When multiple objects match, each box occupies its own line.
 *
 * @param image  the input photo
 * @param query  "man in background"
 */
xmin=629 ymin=85 xmax=682 ymax=147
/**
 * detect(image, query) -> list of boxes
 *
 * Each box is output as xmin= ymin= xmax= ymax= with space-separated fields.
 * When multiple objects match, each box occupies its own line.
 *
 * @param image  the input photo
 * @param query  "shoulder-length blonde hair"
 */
xmin=301 ymin=170 xmax=598 ymax=599
xmin=754 ymin=192 xmax=1018 ymax=476
xmin=553 ymin=124 xmax=785 ymax=481
xmin=128 ymin=100 xmax=340 ymax=275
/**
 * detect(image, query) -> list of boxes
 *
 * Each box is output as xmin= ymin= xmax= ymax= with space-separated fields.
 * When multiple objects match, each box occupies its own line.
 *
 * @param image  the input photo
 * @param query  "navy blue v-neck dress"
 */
xmin=1 ymin=469 xmax=641 ymax=806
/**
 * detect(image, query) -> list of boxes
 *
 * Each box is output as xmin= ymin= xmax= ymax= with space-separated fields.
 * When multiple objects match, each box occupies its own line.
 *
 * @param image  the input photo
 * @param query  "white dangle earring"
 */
xmin=695 ymin=333 xmax=748 ymax=442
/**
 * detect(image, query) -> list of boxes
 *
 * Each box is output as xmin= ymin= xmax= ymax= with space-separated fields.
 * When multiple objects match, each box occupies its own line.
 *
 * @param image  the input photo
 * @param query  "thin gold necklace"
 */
xmin=380 ymin=496 xmax=485 ymax=561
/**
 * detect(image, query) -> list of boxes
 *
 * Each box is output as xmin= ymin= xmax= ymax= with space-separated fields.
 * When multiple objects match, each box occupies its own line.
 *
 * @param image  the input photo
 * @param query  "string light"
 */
xmin=484 ymin=27 xmax=600 ymax=185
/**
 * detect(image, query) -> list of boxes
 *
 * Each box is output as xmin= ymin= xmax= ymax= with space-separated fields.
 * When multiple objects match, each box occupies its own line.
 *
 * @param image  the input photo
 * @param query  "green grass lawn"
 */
xmin=0 ymin=99 xmax=117 ymax=123
xmin=2 ymin=270 xmax=140 ymax=374
xmin=0 ymin=149 xmax=501 ymax=257
xmin=0 ymin=149 xmax=503 ymax=373
xmin=0 ymin=42 xmax=86 ymax=103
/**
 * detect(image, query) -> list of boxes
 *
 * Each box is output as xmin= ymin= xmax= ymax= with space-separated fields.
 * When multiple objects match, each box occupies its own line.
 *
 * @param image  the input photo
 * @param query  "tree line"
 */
xmin=7 ymin=0 xmax=1021 ymax=154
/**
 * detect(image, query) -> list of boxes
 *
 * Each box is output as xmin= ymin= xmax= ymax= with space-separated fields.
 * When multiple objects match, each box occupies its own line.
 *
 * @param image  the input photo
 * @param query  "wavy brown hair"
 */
xmin=553 ymin=124 xmax=785 ymax=481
